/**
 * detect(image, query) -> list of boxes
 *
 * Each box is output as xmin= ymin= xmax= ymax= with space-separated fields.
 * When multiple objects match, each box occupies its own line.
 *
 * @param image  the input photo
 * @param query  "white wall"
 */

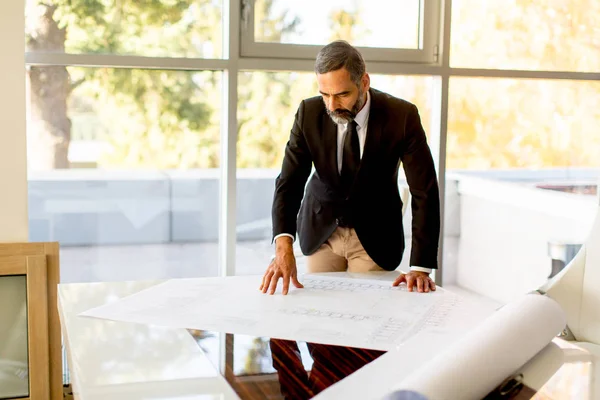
xmin=456 ymin=176 xmax=597 ymax=304
xmin=0 ymin=0 xmax=28 ymax=242
xmin=0 ymin=2 xmax=29 ymax=393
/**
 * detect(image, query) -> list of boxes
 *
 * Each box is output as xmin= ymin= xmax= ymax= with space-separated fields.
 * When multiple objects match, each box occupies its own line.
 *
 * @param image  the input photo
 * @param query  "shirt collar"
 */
xmin=349 ymin=90 xmax=370 ymax=130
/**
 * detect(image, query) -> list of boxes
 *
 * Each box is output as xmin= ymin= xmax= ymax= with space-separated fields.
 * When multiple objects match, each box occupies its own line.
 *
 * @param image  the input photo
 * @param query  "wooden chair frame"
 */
xmin=0 ymin=255 xmax=49 ymax=400
xmin=0 ymin=243 xmax=61 ymax=400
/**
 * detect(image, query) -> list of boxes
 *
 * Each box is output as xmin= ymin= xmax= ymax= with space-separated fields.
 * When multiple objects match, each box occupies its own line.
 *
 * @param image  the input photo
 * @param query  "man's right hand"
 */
xmin=260 ymin=237 xmax=304 ymax=295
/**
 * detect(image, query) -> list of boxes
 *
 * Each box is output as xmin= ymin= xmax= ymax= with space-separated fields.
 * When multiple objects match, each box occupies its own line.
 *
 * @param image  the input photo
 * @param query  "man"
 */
xmin=260 ymin=40 xmax=440 ymax=295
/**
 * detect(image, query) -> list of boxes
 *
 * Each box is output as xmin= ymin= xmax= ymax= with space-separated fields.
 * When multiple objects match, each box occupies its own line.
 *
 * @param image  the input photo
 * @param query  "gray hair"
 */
xmin=314 ymin=40 xmax=366 ymax=86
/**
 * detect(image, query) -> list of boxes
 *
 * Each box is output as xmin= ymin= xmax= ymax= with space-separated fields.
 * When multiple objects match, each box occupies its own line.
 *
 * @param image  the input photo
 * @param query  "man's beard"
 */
xmin=326 ymin=88 xmax=365 ymax=124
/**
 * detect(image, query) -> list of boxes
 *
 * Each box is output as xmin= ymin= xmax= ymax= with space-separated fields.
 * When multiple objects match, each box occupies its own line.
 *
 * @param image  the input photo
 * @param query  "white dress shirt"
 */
xmin=274 ymin=91 xmax=432 ymax=274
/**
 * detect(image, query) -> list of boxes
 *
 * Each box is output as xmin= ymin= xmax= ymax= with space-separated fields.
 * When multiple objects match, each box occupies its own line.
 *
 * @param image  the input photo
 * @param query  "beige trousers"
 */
xmin=306 ymin=227 xmax=384 ymax=273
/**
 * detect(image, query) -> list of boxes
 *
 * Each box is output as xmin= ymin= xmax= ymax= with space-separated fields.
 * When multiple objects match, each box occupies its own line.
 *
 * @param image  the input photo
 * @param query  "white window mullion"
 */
xmin=218 ymin=0 xmax=241 ymax=278
xmin=25 ymin=53 xmax=228 ymax=71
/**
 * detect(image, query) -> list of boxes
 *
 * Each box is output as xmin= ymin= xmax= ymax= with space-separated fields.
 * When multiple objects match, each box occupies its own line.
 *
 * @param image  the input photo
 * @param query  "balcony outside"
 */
xmin=29 ymin=168 xmax=598 ymax=305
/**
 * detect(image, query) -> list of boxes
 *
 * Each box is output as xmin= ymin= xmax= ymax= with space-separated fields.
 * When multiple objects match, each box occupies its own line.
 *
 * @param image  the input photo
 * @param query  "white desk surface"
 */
xmin=58 ymin=279 xmax=239 ymax=400
xmin=58 ymin=272 xmax=596 ymax=400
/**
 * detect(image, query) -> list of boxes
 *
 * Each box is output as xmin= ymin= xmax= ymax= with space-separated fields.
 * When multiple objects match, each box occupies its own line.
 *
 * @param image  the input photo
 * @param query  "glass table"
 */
xmin=58 ymin=279 xmax=597 ymax=400
xmin=188 ymin=331 xmax=385 ymax=400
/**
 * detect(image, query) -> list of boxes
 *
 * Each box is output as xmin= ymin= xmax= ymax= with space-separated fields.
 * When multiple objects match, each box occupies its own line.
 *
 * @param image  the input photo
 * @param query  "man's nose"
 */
xmin=328 ymin=97 xmax=340 ymax=110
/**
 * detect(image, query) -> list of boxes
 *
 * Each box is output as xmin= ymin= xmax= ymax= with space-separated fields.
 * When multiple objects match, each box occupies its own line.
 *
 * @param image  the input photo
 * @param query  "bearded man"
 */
xmin=260 ymin=40 xmax=441 ymax=295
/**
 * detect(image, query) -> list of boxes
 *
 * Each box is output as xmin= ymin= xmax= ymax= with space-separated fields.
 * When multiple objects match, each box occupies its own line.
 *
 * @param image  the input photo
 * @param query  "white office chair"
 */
xmin=537 ymin=195 xmax=600 ymax=395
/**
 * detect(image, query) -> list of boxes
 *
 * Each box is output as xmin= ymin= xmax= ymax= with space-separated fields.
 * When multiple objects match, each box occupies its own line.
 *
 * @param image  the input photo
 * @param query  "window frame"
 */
xmin=239 ymin=0 xmax=442 ymax=63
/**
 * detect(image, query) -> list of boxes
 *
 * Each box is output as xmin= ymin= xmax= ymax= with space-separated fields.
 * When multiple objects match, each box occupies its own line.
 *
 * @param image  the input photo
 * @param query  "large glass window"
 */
xmin=19 ymin=0 xmax=600 ymax=304
xmin=450 ymin=0 xmax=600 ymax=72
xmin=235 ymin=71 xmax=316 ymax=275
xmin=241 ymin=0 xmax=441 ymax=62
xmin=26 ymin=67 xmax=223 ymax=283
xmin=254 ymin=0 xmax=420 ymax=49
xmin=25 ymin=0 xmax=223 ymax=58
xmin=447 ymin=78 xmax=600 ymax=170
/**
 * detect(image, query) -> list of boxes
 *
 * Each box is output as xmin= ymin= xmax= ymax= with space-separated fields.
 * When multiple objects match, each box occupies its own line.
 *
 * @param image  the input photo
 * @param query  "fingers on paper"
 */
xmin=261 ymin=269 xmax=274 ymax=293
xmin=269 ymin=271 xmax=282 ymax=295
xmin=392 ymin=273 xmax=407 ymax=287
xmin=292 ymin=273 xmax=304 ymax=289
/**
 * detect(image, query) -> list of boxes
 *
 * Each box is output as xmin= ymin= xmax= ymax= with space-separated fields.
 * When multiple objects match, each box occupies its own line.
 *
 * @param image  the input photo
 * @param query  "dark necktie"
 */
xmin=341 ymin=120 xmax=360 ymax=193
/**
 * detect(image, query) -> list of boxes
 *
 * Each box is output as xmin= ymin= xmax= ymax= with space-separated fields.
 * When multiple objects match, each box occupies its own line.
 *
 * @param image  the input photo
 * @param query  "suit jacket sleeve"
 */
xmin=401 ymin=104 xmax=441 ymax=269
xmin=272 ymin=100 xmax=313 ymax=241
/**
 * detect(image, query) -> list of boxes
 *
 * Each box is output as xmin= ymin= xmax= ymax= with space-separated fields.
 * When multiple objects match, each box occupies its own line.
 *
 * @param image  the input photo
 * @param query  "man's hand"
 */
xmin=260 ymin=237 xmax=304 ymax=295
xmin=392 ymin=271 xmax=436 ymax=293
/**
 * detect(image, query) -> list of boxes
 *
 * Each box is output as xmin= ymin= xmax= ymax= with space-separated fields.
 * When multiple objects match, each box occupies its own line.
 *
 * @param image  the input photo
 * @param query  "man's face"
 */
xmin=317 ymin=68 xmax=370 ymax=124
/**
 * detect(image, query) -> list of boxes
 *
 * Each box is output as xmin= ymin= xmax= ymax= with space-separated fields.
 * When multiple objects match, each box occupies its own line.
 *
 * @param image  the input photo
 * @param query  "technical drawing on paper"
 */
xmin=80 ymin=275 xmax=462 ymax=351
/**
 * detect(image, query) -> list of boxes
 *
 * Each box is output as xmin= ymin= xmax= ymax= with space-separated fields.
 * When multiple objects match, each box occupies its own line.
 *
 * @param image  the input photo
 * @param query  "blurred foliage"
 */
xmin=447 ymin=0 xmax=600 ymax=169
xmin=237 ymin=71 xmax=317 ymax=169
xmin=448 ymin=78 xmax=600 ymax=169
xmin=254 ymin=0 xmax=300 ymax=43
xmin=328 ymin=8 xmax=371 ymax=44
xmin=26 ymin=0 xmax=222 ymax=169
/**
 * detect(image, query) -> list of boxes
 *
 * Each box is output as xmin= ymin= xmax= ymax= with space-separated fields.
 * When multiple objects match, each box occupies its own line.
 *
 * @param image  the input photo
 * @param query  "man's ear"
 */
xmin=362 ymin=73 xmax=371 ymax=91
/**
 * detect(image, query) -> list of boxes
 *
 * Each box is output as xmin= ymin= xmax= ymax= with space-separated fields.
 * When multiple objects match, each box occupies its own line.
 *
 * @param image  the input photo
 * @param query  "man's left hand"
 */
xmin=392 ymin=271 xmax=436 ymax=293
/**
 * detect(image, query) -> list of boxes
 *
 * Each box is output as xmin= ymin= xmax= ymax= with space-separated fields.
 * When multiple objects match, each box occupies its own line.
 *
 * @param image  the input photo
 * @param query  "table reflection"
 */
xmin=189 ymin=331 xmax=385 ymax=400
xmin=270 ymin=339 xmax=385 ymax=399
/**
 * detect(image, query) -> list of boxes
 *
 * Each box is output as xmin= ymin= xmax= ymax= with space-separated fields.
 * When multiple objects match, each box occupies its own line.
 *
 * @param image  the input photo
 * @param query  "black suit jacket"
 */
xmin=272 ymin=88 xmax=440 ymax=270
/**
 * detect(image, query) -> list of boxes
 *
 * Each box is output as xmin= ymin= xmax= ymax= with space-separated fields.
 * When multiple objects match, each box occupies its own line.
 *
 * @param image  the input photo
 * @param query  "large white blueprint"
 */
xmin=315 ymin=294 xmax=567 ymax=400
xmin=80 ymin=274 xmax=462 ymax=351
xmin=395 ymin=294 xmax=566 ymax=399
